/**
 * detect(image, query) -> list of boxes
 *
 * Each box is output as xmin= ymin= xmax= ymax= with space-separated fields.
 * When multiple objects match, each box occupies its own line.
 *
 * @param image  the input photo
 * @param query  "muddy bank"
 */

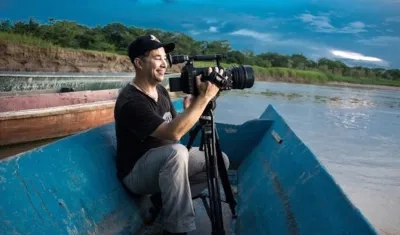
xmin=0 ymin=42 xmax=184 ymax=73
xmin=0 ymin=42 xmax=133 ymax=73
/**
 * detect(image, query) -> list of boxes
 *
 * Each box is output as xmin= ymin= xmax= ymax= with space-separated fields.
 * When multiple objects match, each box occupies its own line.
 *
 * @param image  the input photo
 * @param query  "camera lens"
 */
xmin=229 ymin=65 xmax=255 ymax=89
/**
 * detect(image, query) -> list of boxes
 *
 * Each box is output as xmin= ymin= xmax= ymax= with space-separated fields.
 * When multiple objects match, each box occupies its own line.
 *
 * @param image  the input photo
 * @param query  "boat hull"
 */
xmin=0 ymin=100 xmax=116 ymax=147
xmin=0 ymin=89 xmax=119 ymax=146
xmin=0 ymin=98 xmax=378 ymax=235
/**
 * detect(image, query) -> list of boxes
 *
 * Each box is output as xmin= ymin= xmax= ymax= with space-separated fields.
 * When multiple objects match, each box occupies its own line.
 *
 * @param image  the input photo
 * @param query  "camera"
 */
xmin=167 ymin=54 xmax=255 ymax=96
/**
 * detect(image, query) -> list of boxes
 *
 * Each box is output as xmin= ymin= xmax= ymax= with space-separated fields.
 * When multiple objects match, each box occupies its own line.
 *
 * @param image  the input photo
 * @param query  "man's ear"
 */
xmin=133 ymin=57 xmax=143 ymax=70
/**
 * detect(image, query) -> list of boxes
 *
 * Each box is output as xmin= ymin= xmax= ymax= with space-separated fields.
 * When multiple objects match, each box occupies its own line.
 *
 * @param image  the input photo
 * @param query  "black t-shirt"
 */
xmin=114 ymin=83 xmax=177 ymax=180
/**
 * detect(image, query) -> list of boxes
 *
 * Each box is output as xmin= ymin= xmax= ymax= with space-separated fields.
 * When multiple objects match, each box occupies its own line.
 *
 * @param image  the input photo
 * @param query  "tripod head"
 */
xmin=202 ymin=97 xmax=217 ymax=117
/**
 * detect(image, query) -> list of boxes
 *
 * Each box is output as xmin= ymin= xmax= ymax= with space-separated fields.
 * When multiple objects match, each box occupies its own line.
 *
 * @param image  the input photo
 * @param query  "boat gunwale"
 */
xmin=0 ymin=91 xmax=183 ymax=121
xmin=0 ymin=100 xmax=116 ymax=121
xmin=0 ymin=88 xmax=120 ymax=97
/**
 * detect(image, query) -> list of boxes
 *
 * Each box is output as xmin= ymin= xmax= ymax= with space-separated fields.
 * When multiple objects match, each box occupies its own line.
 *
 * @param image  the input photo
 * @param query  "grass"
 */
xmin=1 ymin=32 xmax=399 ymax=87
xmin=0 ymin=32 xmax=119 ymax=56
xmin=0 ymin=32 xmax=55 ymax=48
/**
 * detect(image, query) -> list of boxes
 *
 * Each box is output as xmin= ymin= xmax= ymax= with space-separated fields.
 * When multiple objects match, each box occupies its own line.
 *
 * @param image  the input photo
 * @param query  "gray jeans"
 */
xmin=122 ymin=143 xmax=230 ymax=233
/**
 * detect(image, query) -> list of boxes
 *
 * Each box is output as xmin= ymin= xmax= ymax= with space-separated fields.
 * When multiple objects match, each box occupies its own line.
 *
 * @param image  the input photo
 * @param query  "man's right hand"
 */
xmin=196 ymin=67 xmax=222 ymax=101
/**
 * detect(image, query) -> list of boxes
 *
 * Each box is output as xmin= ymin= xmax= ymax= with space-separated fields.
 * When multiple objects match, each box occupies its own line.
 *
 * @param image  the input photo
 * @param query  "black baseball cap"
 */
xmin=128 ymin=34 xmax=175 ymax=63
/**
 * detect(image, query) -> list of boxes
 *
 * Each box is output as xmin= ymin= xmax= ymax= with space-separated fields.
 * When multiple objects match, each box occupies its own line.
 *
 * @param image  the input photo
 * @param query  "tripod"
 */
xmin=186 ymin=98 xmax=237 ymax=235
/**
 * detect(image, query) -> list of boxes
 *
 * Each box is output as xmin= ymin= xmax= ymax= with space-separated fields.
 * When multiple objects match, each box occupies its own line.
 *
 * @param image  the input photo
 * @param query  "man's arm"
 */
xmin=165 ymin=90 xmax=178 ymax=119
xmin=151 ymin=68 xmax=220 ymax=142
xmin=150 ymin=95 xmax=209 ymax=141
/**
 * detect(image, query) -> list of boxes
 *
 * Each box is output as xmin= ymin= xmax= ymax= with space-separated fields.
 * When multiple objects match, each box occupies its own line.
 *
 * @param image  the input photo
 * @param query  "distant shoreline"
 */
xmin=1 ymin=38 xmax=399 ymax=89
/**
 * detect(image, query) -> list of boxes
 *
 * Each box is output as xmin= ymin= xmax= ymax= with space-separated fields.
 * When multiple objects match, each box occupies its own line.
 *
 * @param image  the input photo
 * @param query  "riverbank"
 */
xmin=0 ymin=41 xmax=133 ymax=73
xmin=1 ymin=36 xmax=399 ymax=88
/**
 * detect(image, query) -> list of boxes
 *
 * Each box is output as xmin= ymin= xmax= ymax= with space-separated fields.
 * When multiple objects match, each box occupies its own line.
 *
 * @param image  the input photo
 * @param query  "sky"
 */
xmin=1 ymin=0 xmax=399 ymax=69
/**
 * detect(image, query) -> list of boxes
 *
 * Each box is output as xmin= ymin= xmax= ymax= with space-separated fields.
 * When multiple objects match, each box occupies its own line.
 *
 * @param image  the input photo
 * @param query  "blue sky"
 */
xmin=1 ymin=0 xmax=399 ymax=68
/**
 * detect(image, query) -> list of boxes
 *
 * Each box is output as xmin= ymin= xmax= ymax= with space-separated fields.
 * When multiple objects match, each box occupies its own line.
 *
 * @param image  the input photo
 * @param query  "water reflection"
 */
xmin=325 ymin=109 xmax=371 ymax=130
xmin=326 ymin=97 xmax=377 ymax=109
xmin=233 ymin=81 xmax=399 ymax=111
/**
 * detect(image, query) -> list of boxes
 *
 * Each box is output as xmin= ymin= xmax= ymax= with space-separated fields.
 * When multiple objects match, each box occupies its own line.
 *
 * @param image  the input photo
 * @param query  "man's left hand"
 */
xmin=183 ymin=94 xmax=195 ymax=110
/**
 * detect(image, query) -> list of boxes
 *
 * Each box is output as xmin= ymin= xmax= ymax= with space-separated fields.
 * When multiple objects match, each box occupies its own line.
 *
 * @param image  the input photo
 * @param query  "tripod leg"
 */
xmin=215 ymin=130 xmax=237 ymax=218
xmin=186 ymin=124 xmax=202 ymax=150
xmin=186 ymin=101 xmax=227 ymax=235
xmin=200 ymin=194 xmax=211 ymax=220
xmin=203 ymin=123 xmax=225 ymax=235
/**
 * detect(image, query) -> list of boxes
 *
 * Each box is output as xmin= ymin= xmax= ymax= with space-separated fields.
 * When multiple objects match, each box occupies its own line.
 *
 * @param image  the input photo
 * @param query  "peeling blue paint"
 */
xmin=0 ymin=99 xmax=377 ymax=234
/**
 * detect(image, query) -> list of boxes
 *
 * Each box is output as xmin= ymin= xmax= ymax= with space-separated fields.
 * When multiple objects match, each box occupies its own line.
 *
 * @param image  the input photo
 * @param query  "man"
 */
xmin=114 ymin=34 xmax=230 ymax=235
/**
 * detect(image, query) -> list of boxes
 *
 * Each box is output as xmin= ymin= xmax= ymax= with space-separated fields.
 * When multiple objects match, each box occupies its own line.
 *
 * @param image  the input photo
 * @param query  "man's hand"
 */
xmin=196 ymin=67 xmax=224 ymax=102
xmin=150 ymin=66 xmax=226 ymax=142
xmin=184 ymin=67 xmax=226 ymax=109
xmin=183 ymin=95 xmax=195 ymax=110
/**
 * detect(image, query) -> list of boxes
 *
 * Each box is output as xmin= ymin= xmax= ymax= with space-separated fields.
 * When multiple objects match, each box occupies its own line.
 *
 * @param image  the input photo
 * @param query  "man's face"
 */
xmin=141 ymin=47 xmax=168 ymax=83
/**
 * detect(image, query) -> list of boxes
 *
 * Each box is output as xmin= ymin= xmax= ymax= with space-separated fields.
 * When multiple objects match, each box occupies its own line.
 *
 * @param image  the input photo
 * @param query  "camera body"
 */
xmin=167 ymin=54 xmax=255 ymax=96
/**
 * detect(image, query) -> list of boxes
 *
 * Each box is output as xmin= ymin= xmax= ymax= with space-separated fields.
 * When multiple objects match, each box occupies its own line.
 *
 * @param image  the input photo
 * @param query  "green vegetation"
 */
xmin=0 ymin=31 xmax=54 ymax=47
xmin=1 ymin=17 xmax=399 ymax=86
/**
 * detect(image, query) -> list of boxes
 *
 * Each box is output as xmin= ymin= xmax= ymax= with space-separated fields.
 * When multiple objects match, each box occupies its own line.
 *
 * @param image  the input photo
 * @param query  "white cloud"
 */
xmin=186 ymin=26 xmax=218 ymax=35
xmin=329 ymin=50 xmax=389 ymax=66
xmin=357 ymin=36 xmax=400 ymax=46
xmin=188 ymin=30 xmax=201 ymax=35
xmin=298 ymin=13 xmax=368 ymax=33
xmin=229 ymin=29 xmax=276 ymax=42
xmin=330 ymin=50 xmax=382 ymax=62
xmin=385 ymin=16 xmax=400 ymax=22
xmin=343 ymin=21 xmax=366 ymax=30
xmin=229 ymin=29 xmax=332 ymax=58
xmin=203 ymin=18 xmax=227 ymax=30
xmin=204 ymin=18 xmax=218 ymax=24
xmin=228 ymin=28 xmax=389 ymax=67
xmin=182 ymin=17 xmax=224 ymax=35
xmin=298 ymin=13 xmax=335 ymax=31
xmin=208 ymin=26 xmax=218 ymax=33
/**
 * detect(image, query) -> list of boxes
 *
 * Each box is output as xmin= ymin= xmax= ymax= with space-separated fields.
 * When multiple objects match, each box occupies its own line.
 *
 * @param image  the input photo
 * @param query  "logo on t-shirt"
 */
xmin=163 ymin=112 xmax=173 ymax=123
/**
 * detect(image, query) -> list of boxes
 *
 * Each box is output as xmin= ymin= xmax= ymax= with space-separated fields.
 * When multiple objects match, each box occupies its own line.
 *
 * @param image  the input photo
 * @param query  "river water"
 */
xmin=214 ymin=81 xmax=400 ymax=234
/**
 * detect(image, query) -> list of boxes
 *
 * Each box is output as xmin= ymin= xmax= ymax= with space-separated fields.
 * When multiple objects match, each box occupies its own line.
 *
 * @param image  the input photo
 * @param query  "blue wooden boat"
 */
xmin=0 ymin=98 xmax=378 ymax=235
